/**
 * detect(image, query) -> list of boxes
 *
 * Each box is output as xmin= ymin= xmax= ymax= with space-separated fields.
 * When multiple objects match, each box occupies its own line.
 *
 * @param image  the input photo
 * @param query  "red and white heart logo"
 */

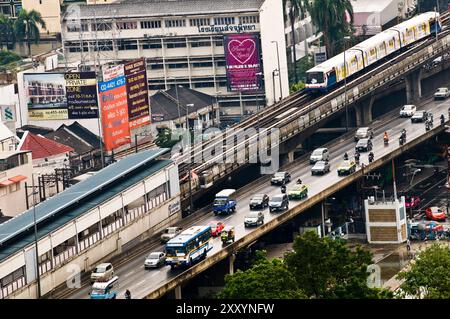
xmin=228 ymin=39 xmax=256 ymax=64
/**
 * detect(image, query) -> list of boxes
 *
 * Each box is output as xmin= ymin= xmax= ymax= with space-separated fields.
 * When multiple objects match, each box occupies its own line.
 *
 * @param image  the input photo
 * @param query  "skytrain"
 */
xmin=305 ymin=12 xmax=442 ymax=92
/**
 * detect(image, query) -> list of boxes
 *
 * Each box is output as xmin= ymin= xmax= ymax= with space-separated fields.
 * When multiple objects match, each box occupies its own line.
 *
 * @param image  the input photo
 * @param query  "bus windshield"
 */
xmin=91 ymin=287 xmax=106 ymax=295
xmin=306 ymin=72 xmax=325 ymax=84
xmin=166 ymin=246 xmax=187 ymax=257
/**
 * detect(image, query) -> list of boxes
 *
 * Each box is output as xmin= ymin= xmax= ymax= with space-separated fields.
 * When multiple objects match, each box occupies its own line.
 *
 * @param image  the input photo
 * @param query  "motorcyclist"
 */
xmin=354 ymin=151 xmax=360 ymax=164
xmin=425 ymin=120 xmax=431 ymax=131
xmin=125 ymin=289 xmax=131 ymax=299
xmin=281 ymin=184 xmax=286 ymax=193
xmin=296 ymin=178 xmax=302 ymax=185
xmin=368 ymin=151 xmax=374 ymax=163
xmin=383 ymin=131 xmax=389 ymax=144
xmin=401 ymin=129 xmax=406 ymax=139
xmin=343 ymin=152 xmax=349 ymax=161
xmin=441 ymin=114 xmax=445 ymax=124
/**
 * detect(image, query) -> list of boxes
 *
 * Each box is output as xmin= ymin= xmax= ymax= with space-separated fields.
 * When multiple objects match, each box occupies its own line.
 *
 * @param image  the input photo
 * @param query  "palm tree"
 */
xmin=0 ymin=14 xmax=17 ymax=50
xmin=14 ymin=9 xmax=46 ymax=58
xmin=286 ymin=0 xmax=307 ymax=83
xmin=302 ymin=0 xmax=354 ymax=58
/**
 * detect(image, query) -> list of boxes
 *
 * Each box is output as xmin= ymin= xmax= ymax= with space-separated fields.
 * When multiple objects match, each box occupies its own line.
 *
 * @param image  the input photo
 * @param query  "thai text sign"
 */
xmin=65 ymin=72 xmax=99 ymax=119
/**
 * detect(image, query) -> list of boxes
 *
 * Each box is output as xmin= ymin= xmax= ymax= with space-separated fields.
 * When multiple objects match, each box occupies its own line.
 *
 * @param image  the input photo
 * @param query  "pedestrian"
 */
xmin=125 ymin=289 xmax=131 ymax=299
xmin=406 ymin=238 xmax=411 ymax=252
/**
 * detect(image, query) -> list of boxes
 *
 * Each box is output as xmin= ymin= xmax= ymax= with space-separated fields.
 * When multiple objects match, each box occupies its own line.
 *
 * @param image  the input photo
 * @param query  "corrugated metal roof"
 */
xmin=0 ymin=158 xmax=172 ymax=262
xmin=0 ymin=148 xmax=169 ymax=246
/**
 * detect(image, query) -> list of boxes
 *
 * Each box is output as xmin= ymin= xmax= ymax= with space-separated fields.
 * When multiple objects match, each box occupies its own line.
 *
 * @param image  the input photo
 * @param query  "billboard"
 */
xmin=124 ymin=59 xmax=151 ymax=129
xmin=65 ymin=72 xmax=99 ymax=119
xmin=98 ymin=76 xmax=130 ymax=151
xmin=314 ymin=46 xmax=327 ymax=65
xmin=102 ymin=64 xmax=125 ymax=82
xmin=224 ymin=34 xmax=262 ymax=92
xmin=24 ymin=73 xmax=68 ymax=120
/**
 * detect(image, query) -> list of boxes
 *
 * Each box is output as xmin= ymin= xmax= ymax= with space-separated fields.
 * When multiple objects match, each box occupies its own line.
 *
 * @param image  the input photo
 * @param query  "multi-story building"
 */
xmin=22 ymin=0 xmax=62 ymax=34
xmin=0 ymin=150 xmax=32 ymax=217
xmin=0 ymin=0 xmax=22 ymax=18
xmin=61 ymin=0 xmax=289 ymax=116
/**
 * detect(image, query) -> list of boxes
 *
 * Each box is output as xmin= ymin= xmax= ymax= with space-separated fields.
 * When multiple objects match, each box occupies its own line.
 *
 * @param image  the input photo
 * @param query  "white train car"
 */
xmin=305 ymin=12 xmax=441 ymax=92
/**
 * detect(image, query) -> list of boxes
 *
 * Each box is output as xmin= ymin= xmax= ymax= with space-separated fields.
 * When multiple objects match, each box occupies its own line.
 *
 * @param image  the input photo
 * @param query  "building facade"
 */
xmin=61 ymin=0 xmax=289 ymax=116
xmin=0 ymin=0 xmax=22 ymax=18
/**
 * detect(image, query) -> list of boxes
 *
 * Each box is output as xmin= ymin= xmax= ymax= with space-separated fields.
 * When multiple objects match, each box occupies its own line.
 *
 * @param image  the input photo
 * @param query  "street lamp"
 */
xmin=185 ymin=103 xmax=195 ymax=214
xmin=215 ymin=91 xmax=221 ymax=126
xmin=167 ymin=77 xmax=182 ymax=127
xmin=271 ymin=40 xmax=283 ymax=101
xmin=286 ymin=1 xmax=298 ymax=83
xmin=341 ymin=36 xmax=351 ymax=132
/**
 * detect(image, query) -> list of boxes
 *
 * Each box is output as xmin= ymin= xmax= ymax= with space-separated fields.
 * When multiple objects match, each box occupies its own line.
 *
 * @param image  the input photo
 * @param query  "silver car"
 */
xmin=144 ymin=252 xmax=166 ymax=269
xmin=354 ymin=127 xmax=373 ymax=141
xmin=434 ymin=87 xmax=449 ymax=100
xmin=244 ymin=211 xmax=264 ymax=227
xmin=160 ymin=226 xmax=182 ymax=243
xmin=311 ymin=160 xmax=330 ymax=175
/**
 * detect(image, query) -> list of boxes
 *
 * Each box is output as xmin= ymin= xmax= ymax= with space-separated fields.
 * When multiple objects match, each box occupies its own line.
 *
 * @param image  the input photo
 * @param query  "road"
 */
xmin=64 ymin=92 xmax=450 ymax=299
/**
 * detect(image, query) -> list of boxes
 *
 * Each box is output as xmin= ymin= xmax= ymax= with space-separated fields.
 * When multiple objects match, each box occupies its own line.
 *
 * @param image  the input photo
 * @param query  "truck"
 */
xmin=213 ymin=189 xmax=237 ymax=215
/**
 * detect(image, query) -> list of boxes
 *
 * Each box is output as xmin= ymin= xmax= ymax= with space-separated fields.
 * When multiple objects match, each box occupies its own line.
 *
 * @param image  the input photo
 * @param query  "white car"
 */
xmin=144 ymin=252 xmax=166 ymax=269
xmin=309 ymin=148 xmax=330 ymax=164
xmin=434 ymin=87 xmax=449 ymax=100
xmin=399 ymin=105 xmax=417 ymax=117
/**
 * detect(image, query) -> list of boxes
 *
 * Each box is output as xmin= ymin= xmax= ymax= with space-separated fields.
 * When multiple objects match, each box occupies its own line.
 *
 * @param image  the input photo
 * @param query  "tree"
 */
xmin=217 ymin=252 xmax=307 ymax=299
xmin=284 ymin=231 xmax=392 ymax=298
xmin=0 ymin=14 xmax=17 ymax=50
xmin=417 ymin=0 xmax=447 ymax=13
xmin=154 ymin=128 xmax=181 ymax=149
xmin=302 ymin=0 xmax=354 ymax=58
xmin=290 ymin=81 xmax=305 ymax=94
xmin=0 ymin=50 xmax=21 ymax=66
xmin=15 ymin=9 xmax=46 ymax=58
xmin=397 ymin=243 xmax=450 ymax=299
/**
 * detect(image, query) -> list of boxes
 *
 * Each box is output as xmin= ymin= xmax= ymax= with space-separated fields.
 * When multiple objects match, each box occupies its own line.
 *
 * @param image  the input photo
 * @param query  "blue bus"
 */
xmin=165 ymin=225 xmax=213 ymax=269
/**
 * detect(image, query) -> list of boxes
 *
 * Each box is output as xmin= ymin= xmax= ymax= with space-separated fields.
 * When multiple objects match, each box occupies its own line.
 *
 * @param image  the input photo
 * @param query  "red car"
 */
xmin=209 ymin=221 xmax=225 ymax=237
xmin=405 ymin=196 xmax=421 ymax=209
xmin=425 ymin=207 xmax=446 ymax=221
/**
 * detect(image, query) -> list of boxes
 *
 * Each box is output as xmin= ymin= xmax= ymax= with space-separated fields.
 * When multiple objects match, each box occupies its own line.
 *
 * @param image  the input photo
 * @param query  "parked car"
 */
xmin=311 ymin=160 xmax=330 ymax=175
xmin=399 ymin=105 xmax=417 ymax=117
xmin=425 ymin=207 xmax=446 ymax=221
xmin=411 ymin=110 xmax=428 ymax=123
xmin=434 ymin=87 xmax=450 ymax=100
xmin=309 ymin=148 xmax=330 ymax=164
xmin=244 ymin=211 xmax=265 ymax=227
xmin=270 ymin=171 xmax=291 ymax=185
xmin=209 ymin=221 xmax=225 ymax=237
xmin=249 ymin=193 xmax=269 ymax=209
xmin=90 ymin=263 xmax=114 ymax=284
xmin=337 ymin=160 xmax=357 ymax=176
xmin=160 ymin=226 xmax=182 ymax=243
xmin=288 ymin=184 xmax=308 ymax=200
xmin=354 ymin=127 xmax=374 ymax=141
xmin=355 ymin=138 xmax=373 ymax=152
xmin=269 ymin=194 xmax=289 ymax=212
xmin=405 ymin=196 xmax=421 ymax=209
xmin=144 ymin=252 xmax=166 ymax=269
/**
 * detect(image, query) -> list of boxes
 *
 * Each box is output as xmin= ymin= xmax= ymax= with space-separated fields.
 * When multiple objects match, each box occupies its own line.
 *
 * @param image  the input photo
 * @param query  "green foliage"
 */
xmin=217 ymin=253 xmax=307 ymax=299
xmin=397 ymin=243 xmax=450 ymax=299
xmin=289 ymin=54 xmax=314 ymax=85
xmin=154 ymin=128 xmax=181 ymax=148
xmin=0 ymin=14 xmax=17 ymax=50
xmin=0 ymin=49 xmax=20 ymax=65
xmin=290 ymin=81 xmax=305 ymax=94
xmin=417 ymin=0 xmax=447 ymax=13
xmin=14 ymin=9 xmax=46 ymax=57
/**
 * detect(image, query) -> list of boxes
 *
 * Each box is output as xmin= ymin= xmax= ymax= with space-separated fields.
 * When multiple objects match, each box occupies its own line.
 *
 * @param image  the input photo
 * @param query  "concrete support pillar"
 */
xmin=174 ymin=285 xmax=182 ymax=299
xmin=287 ymin=151 xmax=294 ymax=164
xmin=405 ymin=69 xmax=422 ymax=103
xmin=354 ymin=95 xmax=375 ymax=127
xmin=229 ymin=253 xmax=236 ymax=275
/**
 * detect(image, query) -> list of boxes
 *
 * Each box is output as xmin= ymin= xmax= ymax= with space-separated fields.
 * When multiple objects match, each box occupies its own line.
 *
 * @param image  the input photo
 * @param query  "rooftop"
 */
xmin=350 ymin=0 xmax=394 ymax=13
xmin=19 ymin=131 xmax=74 ymax=160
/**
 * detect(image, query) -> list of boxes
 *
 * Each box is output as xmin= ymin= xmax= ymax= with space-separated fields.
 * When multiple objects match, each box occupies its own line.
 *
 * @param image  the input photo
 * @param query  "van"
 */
xmin=90 ymin=262 xmax=114 ymax=284
xmin=309 ymin=148 xmax=329 ymax=164
xmin=213 ymin=189 xmax=237 ymax=215
xmin=89 ymin=276 xmax=119 ymax=299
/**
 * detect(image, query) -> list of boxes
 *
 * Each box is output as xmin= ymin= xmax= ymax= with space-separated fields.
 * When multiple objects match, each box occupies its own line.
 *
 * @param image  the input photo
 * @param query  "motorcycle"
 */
xmin=399 ymin=136 xmax=405 ymax=146
xmin=368 ymin=152 xmax=374 ymax=163
xmin=425 ymin=121 xmax=431 ymax=131
xmin=441 ymin=114 xmax=445 ymax=125
xmin=281 ymin=185 xmax=286 ymax=194
xmin=354 ymin=154 xmax=360 ymax=165
xmin=343 ymin=153 xmax=349 ymax=161
xmin=383 ymin=137 xmax=389 ymax=146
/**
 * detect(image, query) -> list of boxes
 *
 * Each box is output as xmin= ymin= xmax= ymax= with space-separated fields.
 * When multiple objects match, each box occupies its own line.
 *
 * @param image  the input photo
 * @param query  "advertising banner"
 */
xmin=24 ymin=73 xmax=68 ymax=120
xmin=65 ymin=72 xmax=99 ymax=119
xmin=102 ymin=64 xmax=125 ymax=82
xmin=124 ymin=59 xmax=151 ymax=129
xmin=98 ymin=76 xmax=130 ymax=151
xmin=224 ymin=34 xmax=262 ymax=92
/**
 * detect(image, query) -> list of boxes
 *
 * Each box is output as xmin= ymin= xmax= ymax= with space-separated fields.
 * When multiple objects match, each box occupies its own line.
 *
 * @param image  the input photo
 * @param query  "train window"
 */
xmin=370 ymin=48 xmax=376 ymax=56
xmin=306 ymin=72 xmax=324 ymax=84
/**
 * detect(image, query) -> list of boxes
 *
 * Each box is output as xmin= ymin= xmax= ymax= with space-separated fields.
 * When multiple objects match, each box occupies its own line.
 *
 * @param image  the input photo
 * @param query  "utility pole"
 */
xmin=31 ymin=176 xmax=41 ymax=298
xmin=186 ymin=103 xmax=194 ymax=214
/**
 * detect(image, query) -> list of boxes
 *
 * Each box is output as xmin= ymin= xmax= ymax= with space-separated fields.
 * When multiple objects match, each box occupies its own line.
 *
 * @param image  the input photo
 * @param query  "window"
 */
xmin=91 ymin=22 xmax=112 ymax=31
xmin=116 ymin=21 xmax=137 ymax=30
xmin=118 ymin=39 xmax=138 ymax=50
xmin=165 ymin=19 xmax=186 ymax=28
xmin=9 ymin=182 xmax=19 ymax=193
xmin=189 ymin=18 xmax=210 ymax=26
xmin=190 ymin=38 xmax=211 ymax=47
xmin=168 ymin=63 xmax=188 ymax=69
xmin=149 ymin=84 xmax=166 ymax=90
xmin=150 ymin=63 xmax=164 ymax=70
xmin=166 ymin=39 xmax=186 ymax=48
xmin=92 ymin=40 xmax=113 ymax=51
xmin=67 ymin=23 xmax=88 ymax=32
xmin=142 ymin=39 xmax=162 ymax=49
xmin=193 ymin=62 xmax=213 ymax=68
xmin=214 ymin=40 xmax=223 ymax=46
xmin=216 ymin=61 xmax=226 ymax=67
xmin=141 ymin=20 xmax=161 ymax=29
xmin=0 ymin=187 xmax=6 ymax=197
xmin=239 ymin=16 xmax=259 ymax=24
xmin=194 ymin=82 xmax=214 ymax=88
xmin=213 ymin=17 xmax=235 ymax=25
xmin=0 ymin=267 xmax=25 ymax=288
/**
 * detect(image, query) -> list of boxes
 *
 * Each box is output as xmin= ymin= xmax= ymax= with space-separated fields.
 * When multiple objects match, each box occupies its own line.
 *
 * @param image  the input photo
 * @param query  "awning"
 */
xmin=8 ymin=175 xmax=27 ymax=183
xmin=0 ymin=180 xmax=14 ymax=187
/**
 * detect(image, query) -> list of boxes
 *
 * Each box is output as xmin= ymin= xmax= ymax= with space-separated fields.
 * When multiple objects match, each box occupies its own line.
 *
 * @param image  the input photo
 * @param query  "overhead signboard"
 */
xmin=224 ymin=34 xmax=262 ymax=92
xmin=314 ymin=46 xmax=327 ymax=65
xmin=102 ymin=64 xmax=125 ymax=82
xmin=124 ymin=59 xmax=151 ymax=129
xmin=65 ymin=72 xmax=99 ymax=119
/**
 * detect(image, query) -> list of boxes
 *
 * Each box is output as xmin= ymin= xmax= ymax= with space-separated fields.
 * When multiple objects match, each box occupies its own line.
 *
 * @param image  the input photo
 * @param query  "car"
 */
xmin=144 ymin=252 xmax=166 ymax=269
xmin=287 ymin=184 xmax=308 ymax=200
xmin=434 ymin=87 xmax=450 ymax=100
xmin=311 ymin=160 xmax=330 ymax=175
xmin=160 ymin=226 xmax=182 ymax=243
xmin=244 ymin=211 xmax=264 ymax=227
xmin=399 ymin=105 xmax=417 ymax=117
xmin=337 ymin=160 xmax=357 ymax=176
xmin=411 ymin=110 xmax=428 ymax=123
xmin=90 ymin=263 xmax=114 ymax=284
xmin=269 ymin=194 xmax=289 ymax=212
xmin=355 ymin=138 xmax=373 ymax=152
xmin=405 ymin=196 xmax=421 ymax=209
xmin=425 ymin=206 xmax=446 ymax=221
xmin=309 ymin=147 xmax=330 ymax=164
xmin=354 ymin=127 xmax=374 ymax=141
xmin=208 ymin=221 xmax=225 ymax=237
xmin=270 ymin=171 xmax=291 ymax=185
xmin=249 ymin=193 xmax=269 ymax=209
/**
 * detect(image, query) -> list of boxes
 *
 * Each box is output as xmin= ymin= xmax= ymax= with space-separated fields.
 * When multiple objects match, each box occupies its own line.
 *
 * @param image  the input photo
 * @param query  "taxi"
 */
xmin=288 ymin=184 xmax=308 ymax=200
xmin=337 ymin=160 xmax=357 ymax=176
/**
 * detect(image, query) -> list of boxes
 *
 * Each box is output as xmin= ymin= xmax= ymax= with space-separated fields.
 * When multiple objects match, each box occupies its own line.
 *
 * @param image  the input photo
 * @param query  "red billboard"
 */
xmin=224 ymin=34 xmax=262 ymax=92
xmin=124 ymin=58 xmax=151 ymax=129
xmin=98 ymin=76 xmax=131 ymax=151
